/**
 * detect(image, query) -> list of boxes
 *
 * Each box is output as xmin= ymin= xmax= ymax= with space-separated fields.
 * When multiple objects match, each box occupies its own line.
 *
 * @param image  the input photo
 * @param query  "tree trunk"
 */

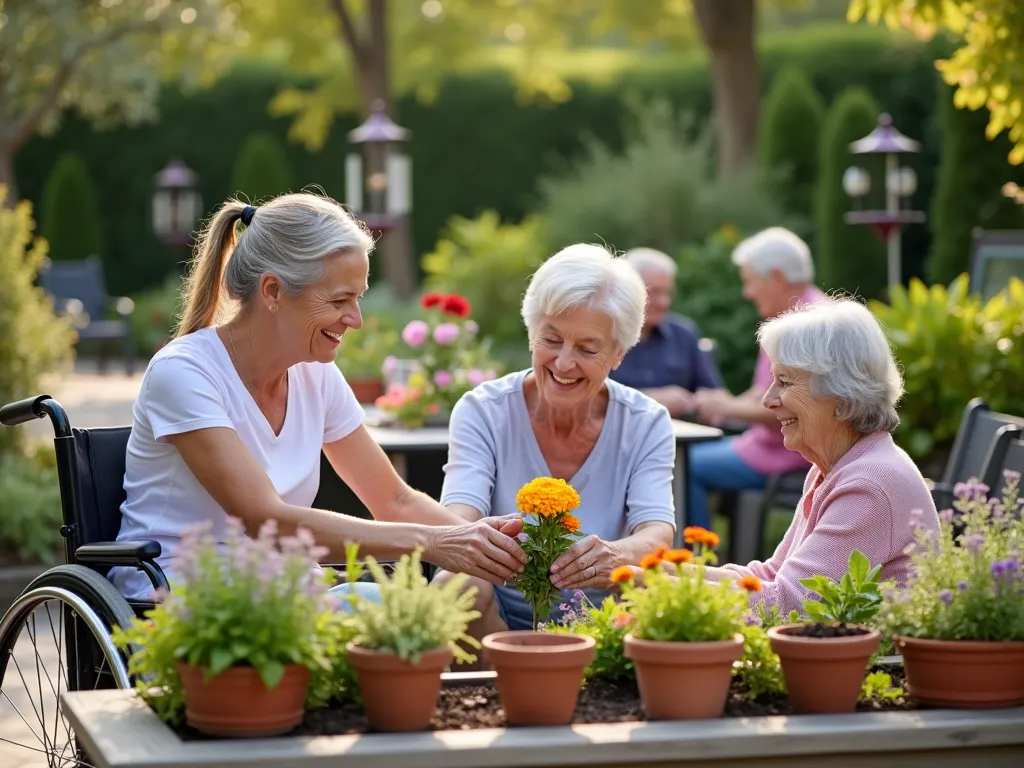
xmin=334 ymin=0 xmax=417 ymax=299
xmin=693 ymin=0 xmax=761 ymax=175
xmin=0 ymin=146 xmax=17 ymax=208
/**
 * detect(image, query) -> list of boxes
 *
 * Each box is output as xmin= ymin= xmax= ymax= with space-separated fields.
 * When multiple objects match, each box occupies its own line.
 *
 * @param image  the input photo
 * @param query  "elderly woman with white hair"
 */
xmin=699 ymin=297 xmax=940 ymax=614
xmin=687 ymin=227 xmax=826 ymax=529
xmin=435 ymin=244 xmax=677 ymax=636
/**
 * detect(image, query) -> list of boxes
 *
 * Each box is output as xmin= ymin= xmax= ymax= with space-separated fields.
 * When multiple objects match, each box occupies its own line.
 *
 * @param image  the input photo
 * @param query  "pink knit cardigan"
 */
xmin=709 ymin=430 xmax=939 ymax=616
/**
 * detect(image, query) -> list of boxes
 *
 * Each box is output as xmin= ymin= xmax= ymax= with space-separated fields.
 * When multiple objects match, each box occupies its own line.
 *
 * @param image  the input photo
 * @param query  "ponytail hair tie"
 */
xmin=240 ymin=205 xmax=257 ymax=227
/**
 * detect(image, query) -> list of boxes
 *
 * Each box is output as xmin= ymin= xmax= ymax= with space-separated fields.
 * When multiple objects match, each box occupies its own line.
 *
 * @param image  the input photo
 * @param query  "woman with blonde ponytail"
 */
xmin=109 ymin=192 xmax=526 ymax=601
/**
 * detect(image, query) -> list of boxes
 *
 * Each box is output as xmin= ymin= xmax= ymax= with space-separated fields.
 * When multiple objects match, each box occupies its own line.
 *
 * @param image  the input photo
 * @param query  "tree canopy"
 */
xmin=848 ymin=0 xmax=1024 ymax=163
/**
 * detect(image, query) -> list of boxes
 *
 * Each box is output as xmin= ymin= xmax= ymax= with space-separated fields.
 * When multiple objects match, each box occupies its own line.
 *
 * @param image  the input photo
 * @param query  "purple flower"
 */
xmin=938 ymin=589 xmax=953 ymax=604
xmin=991 ymin=558 xmax=1020 ymax=581
xmin=432 ymin=322 xmax=460 ymax=345
xmin=381 ymin=355 xmax=398 ymax=376
xmin=939 ymin=509 xmax=954 ymax=523
xmin=572 ymin=589 xmax=586 ymax=603
xmin=957 ymin=580 xmax=970 ymax=591
xmin=559 ymin=603 xmax=571 ymax=612
xmin=744 ymin=612 xmax=759 ymax=626
xmin=433 ymin=370 xmax=452 ymax=387
xmin=402 ymin=320 xmax=430 ymax=348
xmin=1004 ymin=469 xmax=1021 ymax=484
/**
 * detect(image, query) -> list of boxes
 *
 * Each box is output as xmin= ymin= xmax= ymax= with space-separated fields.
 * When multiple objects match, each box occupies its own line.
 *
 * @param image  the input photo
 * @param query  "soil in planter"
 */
xmin=788 ymin=623 xmax=872 ymax=639
xmin=171 ymin=667 xmax=911 ymax=741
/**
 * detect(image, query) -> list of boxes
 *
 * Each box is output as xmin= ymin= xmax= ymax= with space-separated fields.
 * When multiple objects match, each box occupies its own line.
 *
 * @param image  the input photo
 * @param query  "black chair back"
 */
xmin=940 ymin=400 xmax=1024 ymax=488
xmin=38 ymin=255 xmax=109 ymax=323
xmin=982 ymin=436 xmax=1024 ymax=503
xmin=69 ymin=427 xmax=131 ymax=560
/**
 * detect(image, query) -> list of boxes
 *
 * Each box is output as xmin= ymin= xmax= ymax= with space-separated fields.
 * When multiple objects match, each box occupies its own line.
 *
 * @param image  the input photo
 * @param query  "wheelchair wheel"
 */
xmin=0 ymin=565 xmax=139 ymax=768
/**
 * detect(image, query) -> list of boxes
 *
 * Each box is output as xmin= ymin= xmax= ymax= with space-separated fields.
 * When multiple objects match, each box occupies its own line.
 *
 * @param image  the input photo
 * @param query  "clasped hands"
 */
xmin=430 ymin=517 xmax=621 ymax=590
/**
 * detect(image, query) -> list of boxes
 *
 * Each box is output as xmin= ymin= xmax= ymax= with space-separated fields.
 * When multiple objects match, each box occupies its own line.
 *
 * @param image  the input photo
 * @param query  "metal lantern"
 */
xmin=345 ymin=99 xmax=412 ymax=236
xmin=152 ymin=159 xmax=201 ymax=248
xmin=843 ymin=114 xmax=926 ymax=288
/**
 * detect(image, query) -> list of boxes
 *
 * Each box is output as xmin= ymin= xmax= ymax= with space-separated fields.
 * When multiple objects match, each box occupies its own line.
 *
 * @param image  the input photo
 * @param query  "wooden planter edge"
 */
xmin=61 ymin=689 xmax=1024 ymax=768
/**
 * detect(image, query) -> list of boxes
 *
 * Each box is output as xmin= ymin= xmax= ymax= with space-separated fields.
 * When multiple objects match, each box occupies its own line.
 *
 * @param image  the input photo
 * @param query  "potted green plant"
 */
xmin=617 ymin=527 xmax=760 ymax=720
xmin=879 ymin=471 xmax=1024 ymax=708
xmin=343 ymin=548 xmax=480 ymax=732
xmin=336 ymin=315 xmax=399 ymax=404
xmin=112 ymin=519 xmax=345 ymax=737
xmin=766 ymin=550 xmax=884 ymax=714
xmin=481 ymin=477 xmax=595 ymax=727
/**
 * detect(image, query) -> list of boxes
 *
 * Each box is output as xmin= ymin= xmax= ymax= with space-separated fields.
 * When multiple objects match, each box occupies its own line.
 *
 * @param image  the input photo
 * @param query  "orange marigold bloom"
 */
xmin=516 ymin=477 xmax=581 ymax=517
xmin=653 ymin=545 xmax=668 ymax=559
xmin=699 ymin=530 xmax=720 ymax=549
xmin=738 ymin=576 xmax=762 ymax=592
xmin=683 ymin=526 xmax=709 ymax=544
xmin=663 ymin=548 xmax=693 ymax=564
xmin=639 ymin=553 xmax=663 ymax=570
xmin=610 ymin=566 xmax=635 ymax=584
xmin=561 ymin=514 xmax=581 ymax=533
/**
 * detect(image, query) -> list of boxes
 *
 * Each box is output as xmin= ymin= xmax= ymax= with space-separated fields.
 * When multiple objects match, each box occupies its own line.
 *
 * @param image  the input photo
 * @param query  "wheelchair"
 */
xmin=0 ymin=394 xmax=166 ymax=767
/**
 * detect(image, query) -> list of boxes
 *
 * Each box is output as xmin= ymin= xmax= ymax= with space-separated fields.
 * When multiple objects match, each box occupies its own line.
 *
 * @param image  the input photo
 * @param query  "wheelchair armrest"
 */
xmin=76 ymin=540 xmax=162 ymax=567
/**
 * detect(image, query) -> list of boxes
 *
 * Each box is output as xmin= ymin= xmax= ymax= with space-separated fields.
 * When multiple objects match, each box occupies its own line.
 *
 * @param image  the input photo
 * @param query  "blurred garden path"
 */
xmin=26 ymin=358 xmax=146 ymax=443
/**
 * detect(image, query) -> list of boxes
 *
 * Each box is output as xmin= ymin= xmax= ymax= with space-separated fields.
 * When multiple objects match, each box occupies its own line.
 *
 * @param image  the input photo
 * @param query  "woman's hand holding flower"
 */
xmin=549 ymin=534 xmax=625 ymax=590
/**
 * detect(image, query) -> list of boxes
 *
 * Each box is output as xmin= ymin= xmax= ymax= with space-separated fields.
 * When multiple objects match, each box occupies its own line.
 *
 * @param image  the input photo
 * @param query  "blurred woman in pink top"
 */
xmin=687 ymin=228 xmax=826 ymax=529
xmin=705 ymin=297 xmax=939 ymax=614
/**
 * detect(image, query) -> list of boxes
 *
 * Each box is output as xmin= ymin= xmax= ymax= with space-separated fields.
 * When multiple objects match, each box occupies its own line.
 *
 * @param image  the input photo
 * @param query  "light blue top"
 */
xmin=440 ymin=369 xmax=677 ymax=628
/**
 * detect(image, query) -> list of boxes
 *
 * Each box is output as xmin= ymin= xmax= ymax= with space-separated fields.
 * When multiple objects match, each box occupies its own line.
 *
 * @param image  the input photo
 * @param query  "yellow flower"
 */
xmin=516 ymin=477 xmax=581 ymax=517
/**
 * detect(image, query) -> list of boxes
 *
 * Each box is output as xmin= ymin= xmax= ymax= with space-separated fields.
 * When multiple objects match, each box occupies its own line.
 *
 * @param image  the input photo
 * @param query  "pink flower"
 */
xmin=402 ymin=320 xmax=430 ymax=348
xmin=433 ymin=370 xmax=452 ymax=387
xmin=467 ymin=369 xmax=486 ymax=387
xmin=381 ymin=355 xmax=398 ymax=375
xmin=432 ymin=322 xmax=460 ymax=345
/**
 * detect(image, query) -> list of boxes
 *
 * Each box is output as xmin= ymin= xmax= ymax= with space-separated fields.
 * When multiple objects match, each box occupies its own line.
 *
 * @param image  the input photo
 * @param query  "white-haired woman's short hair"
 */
xmin=624 ymin=247 xmax=678 ymax=278
xmin=757 ymin=297 xmax=903 ymax=434
xmin=521 ymin=243 xmax=647 ymax=352
xmin=731 ymin=227 xmax=814 ymax=283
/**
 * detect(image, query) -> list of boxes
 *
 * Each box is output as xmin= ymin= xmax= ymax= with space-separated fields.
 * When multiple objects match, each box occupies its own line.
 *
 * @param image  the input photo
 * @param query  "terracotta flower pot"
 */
xmin=767 ymin=624 xmax=880 ymax=714
xmin=347 ymin=378 xmax=384 ymax=404
xmin=346 ymin=643 xmax=453 ymax=732
xmin=176 ymin=662 xmax=309 ymax=737
xmin=893 ymin=635 xmax=1024 ymax=709
xmin=482 ymin=630 xmax=596 ymax=726
xmin=624 ymin=633 xmax=744 ymax=720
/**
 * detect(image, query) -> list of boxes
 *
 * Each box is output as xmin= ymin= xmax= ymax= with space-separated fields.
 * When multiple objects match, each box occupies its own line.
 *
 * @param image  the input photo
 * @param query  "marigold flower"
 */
xmin=738 ymin=576 xmax=762 ymax=592
xmin=663 ymin=548 xmax=693 ymax=564
xmin=610 ymin=566 xmax=635 ymax=584
xmin=653 ymin=545 xmax=668 ymax=559
xmin=516 ymin=477 xmax=581 ymax=517
xmin=700 ymin=530 xmax=720 ymax=549
xmin=561 ymin=514 xmax=581 ymax=533
xmin=683 ymin=526 xmax=708 ymax=544
xmin=639 ymin=553 xmax=663 ymax=570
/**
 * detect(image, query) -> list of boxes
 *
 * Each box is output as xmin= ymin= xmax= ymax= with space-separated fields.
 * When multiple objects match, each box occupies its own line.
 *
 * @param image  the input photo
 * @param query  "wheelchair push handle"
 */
xmin=0 ymin=394 xmax=54 ymax=427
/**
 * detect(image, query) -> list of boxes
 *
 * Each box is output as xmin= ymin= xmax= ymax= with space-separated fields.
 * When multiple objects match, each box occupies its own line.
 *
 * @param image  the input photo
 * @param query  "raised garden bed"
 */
xmin=62 ymin=669 xmax=1024 ymax=768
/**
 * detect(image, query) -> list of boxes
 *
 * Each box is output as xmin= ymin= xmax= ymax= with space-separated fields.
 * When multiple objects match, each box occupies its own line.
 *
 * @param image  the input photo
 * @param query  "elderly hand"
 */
xmin=426 ymin=519 xmax=527 ymax=586
xmin=483 ymin=514 xmax=524 ymax=538
xmin=549 ymin=535 xmax=624 ymax=590
xmin=693 ymin=388 xmax=735 ymax=425
xmin=650 ymin=386 xmax=694 ymax=417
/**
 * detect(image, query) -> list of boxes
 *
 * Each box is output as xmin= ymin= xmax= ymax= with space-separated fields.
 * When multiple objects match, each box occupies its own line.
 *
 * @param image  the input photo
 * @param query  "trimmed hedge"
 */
xmin=16 ymin=24 xmax=951 ymax=296
xmin=39 ymin=152 xmax=104 ymax=262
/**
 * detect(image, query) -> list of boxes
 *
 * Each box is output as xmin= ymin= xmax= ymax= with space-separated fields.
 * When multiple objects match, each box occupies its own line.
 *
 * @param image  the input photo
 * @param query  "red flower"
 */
xmin=441 ymin=294 xmax=472 ymax=318
xmin=420 ymin=292 xmax=444 ymax=309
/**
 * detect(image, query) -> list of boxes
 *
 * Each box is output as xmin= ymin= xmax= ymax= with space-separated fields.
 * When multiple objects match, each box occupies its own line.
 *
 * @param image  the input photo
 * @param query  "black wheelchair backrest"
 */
xmin=70 ymin=427 xmax=131 ymax=547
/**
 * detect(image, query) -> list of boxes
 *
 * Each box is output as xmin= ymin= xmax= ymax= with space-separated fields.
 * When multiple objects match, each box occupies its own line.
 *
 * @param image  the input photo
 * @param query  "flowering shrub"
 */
xmin=515 ymin=477 xmax=585 ymax=627
xmin=111 ymin=519 xmax=349 ymax=724
xmin=376 ymin=292 xmax=501 ymax=427
xmin=612 ymin=527 xmax=759 ymax=643
xmin=343 ymin=548 xmax=481 ymax=664
xmin=879 ymin=471 xmax=1024 ymax=642
xmin=546 ymin=591 xmax=635 ymax=682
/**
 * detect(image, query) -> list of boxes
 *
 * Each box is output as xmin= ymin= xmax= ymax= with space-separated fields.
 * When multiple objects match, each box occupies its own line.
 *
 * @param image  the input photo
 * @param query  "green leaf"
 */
xmin=258 ymin=660 xmax=285 ymax=690
xmin=209 ymin=647 xmax=235 ymax=675
xmin=848 ymin=550 xmax=870 ymax=585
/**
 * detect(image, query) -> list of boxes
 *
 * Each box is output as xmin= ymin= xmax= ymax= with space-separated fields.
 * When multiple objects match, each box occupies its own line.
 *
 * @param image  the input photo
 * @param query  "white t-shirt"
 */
xmin=109 ymin=327 xmax=363 ymax=599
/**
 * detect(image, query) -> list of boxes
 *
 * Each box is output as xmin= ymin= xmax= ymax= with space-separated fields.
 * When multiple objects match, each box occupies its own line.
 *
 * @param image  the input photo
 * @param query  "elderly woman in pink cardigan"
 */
xmin=700 ymin=297 xmax=939 ymax=615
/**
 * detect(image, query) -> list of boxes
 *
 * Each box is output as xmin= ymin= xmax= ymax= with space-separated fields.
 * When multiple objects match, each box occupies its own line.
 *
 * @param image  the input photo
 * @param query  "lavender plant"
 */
xmin=112 ymin=518 xmax=349 ymax=723
xmin=545 ymin=590 xmax=635 ymax=682
xmin=879 ymin=470 xmax=1024 ymax=642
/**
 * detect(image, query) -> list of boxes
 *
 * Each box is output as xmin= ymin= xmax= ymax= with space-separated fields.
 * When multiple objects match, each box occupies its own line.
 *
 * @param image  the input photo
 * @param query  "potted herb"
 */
xmin=336 ymin=315 xmax=399 ymax=404
xmin=344 ymin=548 xmax=480 ymax=732
xmin=879 ymin=471 xmax=1024 ymax=708
xmin=766 ymin=550 xmax=883 ymax=714
xmin=616 ymin=527 xmax=760 ymax=720
xmin=111 ymin=519 xmax=343 ymax=737
xmin=481 ymin=477 xmax=596 ymax=727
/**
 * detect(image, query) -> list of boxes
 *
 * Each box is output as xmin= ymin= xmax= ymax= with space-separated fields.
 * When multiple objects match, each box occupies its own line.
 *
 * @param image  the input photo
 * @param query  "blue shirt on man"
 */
xmin=609 ymin=312 xmax=723 ymax=392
